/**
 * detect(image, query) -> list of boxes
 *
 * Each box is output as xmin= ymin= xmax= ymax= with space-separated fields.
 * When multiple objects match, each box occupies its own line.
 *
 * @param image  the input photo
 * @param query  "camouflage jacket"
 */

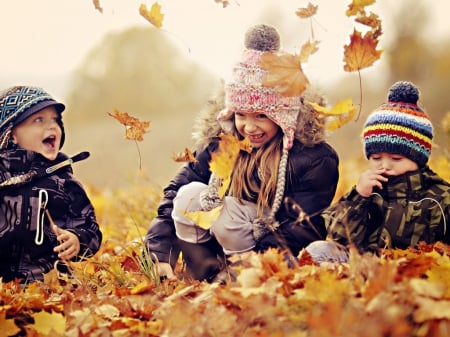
xmin=323 ymin=166 xmax=449 ymax=253
xmin=0 ymin=149 xmax=102 ymax=282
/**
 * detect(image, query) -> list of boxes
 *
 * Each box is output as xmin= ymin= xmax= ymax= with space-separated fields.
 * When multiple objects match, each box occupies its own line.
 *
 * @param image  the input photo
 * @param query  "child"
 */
xmin=305 ymin=81 xmax=450 ymax=263
xmin=0 ymin=86 xmax=102 ymax=283
xmin=145 ymin=24 xmax=339 ymax=281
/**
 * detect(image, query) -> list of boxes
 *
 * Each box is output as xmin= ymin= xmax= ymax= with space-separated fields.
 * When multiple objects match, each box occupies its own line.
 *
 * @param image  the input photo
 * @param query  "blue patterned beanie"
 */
xmin=0 ymin=86 xmax=65 ymax=150
xmin=363 ymin=81 xmax=433 ymax=167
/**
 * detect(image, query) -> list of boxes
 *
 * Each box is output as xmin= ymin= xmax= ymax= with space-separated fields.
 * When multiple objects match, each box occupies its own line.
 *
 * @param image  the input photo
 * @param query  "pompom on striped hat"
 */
xmin=363 ymin=81 xmax=433 ymax=167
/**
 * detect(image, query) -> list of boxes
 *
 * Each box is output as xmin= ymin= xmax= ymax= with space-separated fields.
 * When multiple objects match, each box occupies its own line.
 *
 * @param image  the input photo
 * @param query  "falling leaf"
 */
xmin=214 ymin=0 xmax=230 ymax=8
xmin=260 ymin=52 xmax=309 ymax=97
xmin=108 ymin=108 xmax=150 ymax=141
xmin=355 ymin=12 xmax=381 ymax=30
xmin=92 ymin=0 xmax=103 ymax=13
xmin=346 ymin=0 xmax=376 ymax=17
xmin=299 ymin=40 xmax=320 ymax=63
xmin=296 ymin=2 xmax=318 ymax=18
xmin=139 ymin=2 xmax=164 ymax=28
xmin=307 ymin=98 xmax=357 ymax=130
xmin=184 ymin=205 xmax=223 ymax=230
xmin=172 ymin=148 xmax=196 ymax=163
xmin=343 ymin=29 xmax=382 ymax=72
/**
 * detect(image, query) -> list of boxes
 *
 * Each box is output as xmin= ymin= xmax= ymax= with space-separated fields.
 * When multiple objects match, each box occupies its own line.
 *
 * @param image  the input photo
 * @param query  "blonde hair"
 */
xmin=228 ymin=129 xmax=283 ymax=217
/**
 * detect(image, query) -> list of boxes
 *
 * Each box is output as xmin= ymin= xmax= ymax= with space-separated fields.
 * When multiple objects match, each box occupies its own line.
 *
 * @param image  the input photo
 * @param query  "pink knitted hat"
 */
xmin=218 ymin=24 xmax=304 ymax=150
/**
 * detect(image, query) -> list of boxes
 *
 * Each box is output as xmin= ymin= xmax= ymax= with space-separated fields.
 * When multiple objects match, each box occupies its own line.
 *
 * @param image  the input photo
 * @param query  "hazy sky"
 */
xmin=1 ymin=0 xmax=449 ymax=98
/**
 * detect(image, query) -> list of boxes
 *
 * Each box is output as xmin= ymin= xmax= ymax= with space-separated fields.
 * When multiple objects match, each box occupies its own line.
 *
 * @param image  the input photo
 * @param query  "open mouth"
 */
xmin=43 ymin=135 xmax=57 ymax=149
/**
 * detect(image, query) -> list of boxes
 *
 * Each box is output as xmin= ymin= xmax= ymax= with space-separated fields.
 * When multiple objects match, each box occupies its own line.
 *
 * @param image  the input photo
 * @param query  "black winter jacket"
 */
xmin=145 ymin=138 xmax=339 ymax=266
xmin=0 ymin=149 xmax=102 ymax=282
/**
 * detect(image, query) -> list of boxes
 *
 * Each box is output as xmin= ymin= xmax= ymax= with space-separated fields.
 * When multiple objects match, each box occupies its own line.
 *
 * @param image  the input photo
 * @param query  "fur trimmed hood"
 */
xmin=191 ymin=81 xmax=328 ymax=153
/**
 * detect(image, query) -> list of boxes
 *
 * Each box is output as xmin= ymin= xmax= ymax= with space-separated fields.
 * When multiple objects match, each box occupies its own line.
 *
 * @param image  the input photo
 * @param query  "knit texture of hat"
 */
xmin=363 ymin=81 xmax=433 ymax=167
xmin=0 ymin=86 xmax=65 ymax=150
xmin=218 ymin=24 xmax=304 ymax=151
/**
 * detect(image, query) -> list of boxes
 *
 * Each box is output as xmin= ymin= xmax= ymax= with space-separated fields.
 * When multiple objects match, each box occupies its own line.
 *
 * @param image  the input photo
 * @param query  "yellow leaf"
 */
xmin=307 ymin=99 xmax=357 ymax=131
xmin=0 ymin=310 xmax=20 ymax=337
xmin=260 ymin=52 xmax=309 ymax=97
xmin=139 ymin=3 xmax=164 ymax=28
xmin=345 ymin=0 xmax=376 ymax=17
xmin=108 ymin=108 xmax=150 ymax=141
xmin=185 ymin=205 xmax=223 ymax=230
xmin=209 ymin=134 xmax=251 ymax=197
xmin=295 ymin=2 xmax=318 ymax=18
xmin=343 ymin=29 xmax=382 ymax=72
xmin=32 ymin=311 xmax=66 ymax=335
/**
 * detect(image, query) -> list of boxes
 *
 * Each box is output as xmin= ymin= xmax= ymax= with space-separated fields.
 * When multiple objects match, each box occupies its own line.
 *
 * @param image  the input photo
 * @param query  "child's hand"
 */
xmin=355 ymin=168 xmax=388 ymax=197
xmin=157 ymin=262 xmax=177 ymax=281
xmin=52 ymin=225 xmax=81 ymax=260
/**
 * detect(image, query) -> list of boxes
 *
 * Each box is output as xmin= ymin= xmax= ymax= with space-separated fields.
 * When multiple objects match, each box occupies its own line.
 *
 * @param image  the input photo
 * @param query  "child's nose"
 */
xmin=244 ymin=122 xmax=257 ymax=133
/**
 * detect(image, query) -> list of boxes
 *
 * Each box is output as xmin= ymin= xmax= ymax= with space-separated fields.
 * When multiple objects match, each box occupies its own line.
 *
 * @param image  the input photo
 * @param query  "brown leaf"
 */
xmin=260 ymin=52 xmax=309 ymax=97
xmin=92 ymin=0 xmax=103 ymax=13
xmin=343 ymin=29 xmax=382 ymax=72
xmin=172 ymin=148 xmax=196 ymax=163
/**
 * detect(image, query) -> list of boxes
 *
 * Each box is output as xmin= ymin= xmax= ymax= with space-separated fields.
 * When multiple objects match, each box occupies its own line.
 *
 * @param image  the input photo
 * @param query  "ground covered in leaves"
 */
xmin=1 ymin=177 xmax=450 ymax=337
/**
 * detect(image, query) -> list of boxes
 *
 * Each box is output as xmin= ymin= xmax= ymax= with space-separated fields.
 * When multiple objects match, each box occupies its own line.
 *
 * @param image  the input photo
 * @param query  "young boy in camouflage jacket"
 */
xmin=305 ymin=81 xmax=449 ymax=263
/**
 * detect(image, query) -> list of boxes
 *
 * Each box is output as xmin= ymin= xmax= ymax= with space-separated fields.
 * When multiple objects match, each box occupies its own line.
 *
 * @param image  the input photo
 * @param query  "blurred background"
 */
xmin=1 ymin=0 xmax=449 ymax=192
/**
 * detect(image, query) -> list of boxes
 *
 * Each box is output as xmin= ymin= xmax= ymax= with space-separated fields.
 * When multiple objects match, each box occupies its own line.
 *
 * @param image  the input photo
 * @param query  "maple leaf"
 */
xmin=346 ymin=0 xmax=376 ymax=17
xmin=172 ymin=148 xmax=196 ymax=163
xmin=295 ymin=2 xmax=318 ymax=18
xmin=108 ymin=108 xmax=150 ymax=141
xmin=139 ymin=2 xmax=164 ymax=28
xmin=299 ymin=40 xmax=320 ymax=63
xmin=260 ymin=52 xmax=309 ymax=97
xmin=355 ymin=12 xmax=381 ymax=30
xmin=343 ymin=29 xmax=382 ymax=72
xmin=307 ymin=98 xmax=357 ymax=130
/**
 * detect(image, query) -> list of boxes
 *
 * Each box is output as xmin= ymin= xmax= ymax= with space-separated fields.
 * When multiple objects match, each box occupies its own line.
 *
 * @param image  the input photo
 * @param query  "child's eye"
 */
xmin=255 ymin=113 xmax=267 ymax=119
xmin=371 ymin=155 xmax=381 ymax=160
xmin=34 ymin=117 xmax=44 ymax=123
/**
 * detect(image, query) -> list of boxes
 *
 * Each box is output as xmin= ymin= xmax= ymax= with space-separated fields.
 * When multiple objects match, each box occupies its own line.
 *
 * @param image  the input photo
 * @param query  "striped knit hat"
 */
xmin=0 ymin=86 xmax=65 ymax=150
xmin=218 ymin=24 xmax=304 ymax=151
xmin=363 ymin=81 xmax=433 ymax=167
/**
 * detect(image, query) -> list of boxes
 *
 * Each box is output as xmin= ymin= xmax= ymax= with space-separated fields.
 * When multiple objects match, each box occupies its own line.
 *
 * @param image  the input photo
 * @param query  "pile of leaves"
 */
xmin=1 ymin=183 xmax=450 ymax=337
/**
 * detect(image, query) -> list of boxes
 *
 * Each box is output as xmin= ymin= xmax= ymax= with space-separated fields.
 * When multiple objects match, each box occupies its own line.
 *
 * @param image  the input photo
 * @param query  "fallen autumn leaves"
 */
xmin=1 ymin=241 xmax=450 ymax=337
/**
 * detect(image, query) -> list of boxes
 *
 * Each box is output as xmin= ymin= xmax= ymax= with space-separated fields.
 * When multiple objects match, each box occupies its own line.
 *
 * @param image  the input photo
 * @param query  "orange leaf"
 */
xmin=299 ymin=40 xmax=320 ymax=63
xmin=343 ymin=29 xmax=382 ymax=72
xmin=295 ymin=2 xmax=318 ymax=18
xmin=172 ymin=148 xmax=196 ymax=163
xmin=260 ymin=52 xmax=309 ymax=97
xmin=108 ymin=108 xmax=150 ymax=141
xmin=139 ymin=2 xmax=164 ymax=28
xmin=214 ymin=0 xmax=230 ymax=8
xmin=92 ymin=0 xmax=103 ymax=13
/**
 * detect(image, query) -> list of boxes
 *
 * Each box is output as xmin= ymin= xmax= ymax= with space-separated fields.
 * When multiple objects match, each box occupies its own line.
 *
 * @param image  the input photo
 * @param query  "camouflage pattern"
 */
xmin=0 ymin=149 xmax=102 ymax=282
xmin=323 ymin=166 xmax=449 ymax=253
